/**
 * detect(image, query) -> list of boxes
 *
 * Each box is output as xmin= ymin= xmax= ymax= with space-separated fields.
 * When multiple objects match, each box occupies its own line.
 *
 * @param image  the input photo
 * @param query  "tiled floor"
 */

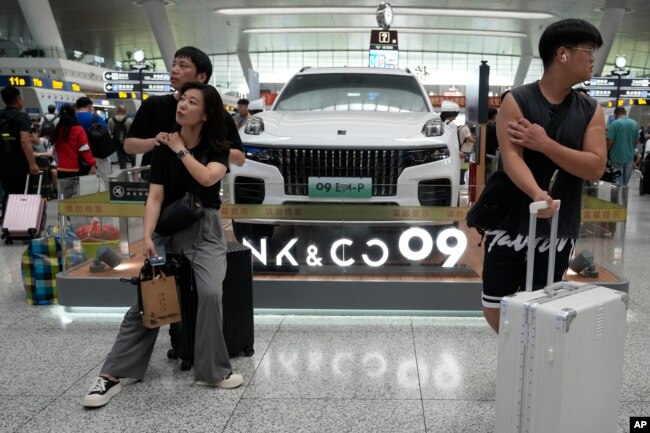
xmin=1 ymin=177 xmax=649 ymax=433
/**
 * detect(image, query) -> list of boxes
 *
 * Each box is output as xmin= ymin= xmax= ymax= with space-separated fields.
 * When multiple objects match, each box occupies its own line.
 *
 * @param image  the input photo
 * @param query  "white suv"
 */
xmin=228 ymin=67 xmax=460 ymax=240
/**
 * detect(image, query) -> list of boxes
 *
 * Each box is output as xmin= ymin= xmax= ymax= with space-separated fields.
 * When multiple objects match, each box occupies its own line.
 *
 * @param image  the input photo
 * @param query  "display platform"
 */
xmin=56 ymin=178 xmax=629 ymax=313
xmin=57 ymin=223 xmax=628 ymax=311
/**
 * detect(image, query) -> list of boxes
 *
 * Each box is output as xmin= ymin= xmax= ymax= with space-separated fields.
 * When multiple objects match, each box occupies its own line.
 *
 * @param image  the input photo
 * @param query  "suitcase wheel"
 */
xmin=180 ymin=359 xmax=193 ymax=371
xmin=28 ymin=228 xmax=36 ymax=238
xmin=244 ymin=346 xmax=255 ymax=357
xmin=167 ymin=349 xmax=177 ymax=359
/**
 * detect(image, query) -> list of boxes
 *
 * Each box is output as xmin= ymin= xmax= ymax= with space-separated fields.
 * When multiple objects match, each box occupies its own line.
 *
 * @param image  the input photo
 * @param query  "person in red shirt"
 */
xmin=53 ymin=104 xmax=96 ymax=179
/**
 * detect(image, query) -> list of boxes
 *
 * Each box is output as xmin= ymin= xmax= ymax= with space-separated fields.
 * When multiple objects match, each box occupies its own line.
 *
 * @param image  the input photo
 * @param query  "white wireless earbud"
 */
xmin=561 ymin=54 xmax=567 ymax=63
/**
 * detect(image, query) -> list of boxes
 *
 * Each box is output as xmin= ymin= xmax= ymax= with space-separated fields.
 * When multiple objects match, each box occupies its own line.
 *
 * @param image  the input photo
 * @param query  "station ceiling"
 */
xmin=1 ymin=0 xmax=650 ymax=74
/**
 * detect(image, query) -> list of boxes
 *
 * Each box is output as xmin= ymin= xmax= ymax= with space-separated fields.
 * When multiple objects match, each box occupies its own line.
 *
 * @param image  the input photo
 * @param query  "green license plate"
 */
xmin=308 ymin=177 xmax=372 ymax=198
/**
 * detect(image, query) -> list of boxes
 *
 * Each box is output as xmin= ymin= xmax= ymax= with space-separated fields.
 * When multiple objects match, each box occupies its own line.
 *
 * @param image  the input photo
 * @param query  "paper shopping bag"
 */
xmin=138 ymin=268 xmax=181 ymax=328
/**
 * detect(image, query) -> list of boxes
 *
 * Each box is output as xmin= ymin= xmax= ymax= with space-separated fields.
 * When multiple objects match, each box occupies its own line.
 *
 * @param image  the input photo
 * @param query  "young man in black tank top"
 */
xmin=124 ymin=46 xmax=245 ymax=167
xmin=482 ymin=19 xmax=607 ymax=333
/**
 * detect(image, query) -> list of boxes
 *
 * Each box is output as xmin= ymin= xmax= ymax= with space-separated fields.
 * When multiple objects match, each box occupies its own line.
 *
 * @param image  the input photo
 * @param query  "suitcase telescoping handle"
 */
xmin=24 ymin=172 xmax=44 ymax=196
xmin=525 ymin=200 xmax=561 ymax=292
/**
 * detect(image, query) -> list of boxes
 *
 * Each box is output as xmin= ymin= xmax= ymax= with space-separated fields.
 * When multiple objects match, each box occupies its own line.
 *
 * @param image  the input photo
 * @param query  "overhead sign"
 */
xmin=584 ymin=76 xmax=650 ymax=101
xmin=369 ymin=29 xmax=399 ymax=69
xmin=104 ymin=82 xmax=172 ymax=93
xmin=105 ymin=92 xmax=150 ymax=100
xmin=103 ymin=71 xmax=170 ymax=82
xmin=370 ymin=29 xmax=398 ymax=48
xmin=104 ymin=82 xmax=138 ymax=92
xmin=0 ymin=75 xmax=81 ymax=92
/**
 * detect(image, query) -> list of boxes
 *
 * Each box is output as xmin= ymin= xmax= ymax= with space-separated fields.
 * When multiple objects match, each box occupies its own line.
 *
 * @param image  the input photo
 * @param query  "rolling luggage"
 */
xmin=2 ymin=173 xmax=47 ymax=244
xmin=495 ymin=200 xmax=628 ymax=433
xmin=222 ymin=242 xmax=255 ymax=357
xmin=167 ymin=242 xmax=255 ymax=371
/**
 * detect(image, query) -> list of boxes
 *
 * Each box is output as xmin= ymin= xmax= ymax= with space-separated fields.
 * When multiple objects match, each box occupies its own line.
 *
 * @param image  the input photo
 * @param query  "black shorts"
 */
xmin=481 ymin=230 xmax=575 ymax=308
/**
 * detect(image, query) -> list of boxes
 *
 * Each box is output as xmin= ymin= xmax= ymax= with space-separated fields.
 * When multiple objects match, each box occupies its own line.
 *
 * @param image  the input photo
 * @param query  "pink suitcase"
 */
xmin=2 ymin=173 xmax=47 ymax=244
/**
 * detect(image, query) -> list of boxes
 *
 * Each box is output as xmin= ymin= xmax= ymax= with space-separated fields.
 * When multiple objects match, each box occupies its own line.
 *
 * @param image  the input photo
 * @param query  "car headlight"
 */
xmin=243 ymin=146 xmax=277 ymax=164
xmin=244 ymin=117 xmax=264 ymax=135
xmin=421 ymin=119 xmax=444 ymax=137
xmin=403 ymin=146 xmax=450 ymax=167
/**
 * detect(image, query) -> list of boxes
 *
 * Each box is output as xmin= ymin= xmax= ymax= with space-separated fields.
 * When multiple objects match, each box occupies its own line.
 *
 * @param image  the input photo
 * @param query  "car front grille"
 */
xmin=278 ymin=148 xmax=405 ymax=196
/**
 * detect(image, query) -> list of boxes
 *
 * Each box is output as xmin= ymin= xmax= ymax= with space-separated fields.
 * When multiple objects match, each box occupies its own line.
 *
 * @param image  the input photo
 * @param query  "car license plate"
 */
xmin=308 ymin=177 xmax=372 ymax=198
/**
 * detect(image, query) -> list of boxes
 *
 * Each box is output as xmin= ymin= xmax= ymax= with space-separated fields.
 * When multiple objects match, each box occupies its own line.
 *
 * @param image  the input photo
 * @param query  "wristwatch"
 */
xmin=176 ymin=149 xmax=187 ymax=159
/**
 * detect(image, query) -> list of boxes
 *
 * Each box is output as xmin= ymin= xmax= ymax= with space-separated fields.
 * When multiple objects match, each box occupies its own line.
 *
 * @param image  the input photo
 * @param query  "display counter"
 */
xmin=56 ymin=176 xmax=628 ymax=313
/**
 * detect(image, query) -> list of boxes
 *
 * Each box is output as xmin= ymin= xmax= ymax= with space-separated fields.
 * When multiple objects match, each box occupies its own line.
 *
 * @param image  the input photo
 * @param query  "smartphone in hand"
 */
xmin=150 ymin=243 xmax=166 ymax=266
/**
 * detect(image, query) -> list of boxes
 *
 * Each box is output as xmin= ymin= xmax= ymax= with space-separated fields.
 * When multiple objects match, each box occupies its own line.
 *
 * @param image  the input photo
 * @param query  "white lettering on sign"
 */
xmin=331 ymin=239 xmax=354 ymax=267
xmin=242 ymin=227 xmax=468 ymax=268
xmin=437 ymin=228 xmax=467 ymax=267
xmin=244 ymin=237 xmax=267 ymax=265
xmin=398 ymin=227 xmax=434 ymax=261
xmin=361 ymin=239 xmax=389 ymax=267
xmin=276 ymin=237 xmax=299 ymax=266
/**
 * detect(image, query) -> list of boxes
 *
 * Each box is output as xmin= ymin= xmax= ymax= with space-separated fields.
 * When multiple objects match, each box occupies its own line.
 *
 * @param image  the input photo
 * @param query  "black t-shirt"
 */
xmin=503 ymin=82 xmax=596 ymax=239
xmin=127 ymin=93 xmax=243 ymax=167
xmin=148 ymin=138 xmax=229 ymax=210
xmin=0 ymin=107 xmax=31 ymax=169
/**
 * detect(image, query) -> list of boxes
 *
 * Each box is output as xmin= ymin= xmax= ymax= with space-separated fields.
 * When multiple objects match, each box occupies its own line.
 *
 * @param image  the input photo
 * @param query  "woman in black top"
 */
xmin=83 ymin=82 xmax=243 ymax=409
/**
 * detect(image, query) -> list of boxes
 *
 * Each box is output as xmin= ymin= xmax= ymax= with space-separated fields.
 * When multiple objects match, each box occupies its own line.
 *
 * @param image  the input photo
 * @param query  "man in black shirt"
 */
xmin=482 ymin=19 xmax=607 ymax=332
xmin=0 ymin=86 xmax=39 ymax=216
xmin=124 ymin=46 xmax=245 ymax=167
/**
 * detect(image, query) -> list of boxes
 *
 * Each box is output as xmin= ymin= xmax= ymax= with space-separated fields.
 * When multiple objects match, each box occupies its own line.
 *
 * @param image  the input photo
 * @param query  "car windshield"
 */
xmin=274 ymin=72 xmax=429 ymax=112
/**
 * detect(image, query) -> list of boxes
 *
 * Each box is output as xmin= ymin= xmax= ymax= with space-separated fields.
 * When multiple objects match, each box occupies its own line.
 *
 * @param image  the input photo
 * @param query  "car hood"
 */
xmin=253 ymin=111 xmax=437 ymax=138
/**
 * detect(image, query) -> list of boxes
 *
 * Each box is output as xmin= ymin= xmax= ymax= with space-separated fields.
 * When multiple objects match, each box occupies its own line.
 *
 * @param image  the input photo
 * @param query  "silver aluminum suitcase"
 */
xmin=1 ymin=173 xmax=47 ymax=244
xmin=495 ymin=201 xmax=628 ymax=433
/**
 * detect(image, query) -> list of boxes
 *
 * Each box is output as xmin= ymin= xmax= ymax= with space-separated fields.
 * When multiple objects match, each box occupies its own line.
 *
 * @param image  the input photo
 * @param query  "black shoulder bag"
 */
xmin=466 ymin=90 xmax=574 ymax=233
xmin=154 ymin=151 xmax=208 ymax=236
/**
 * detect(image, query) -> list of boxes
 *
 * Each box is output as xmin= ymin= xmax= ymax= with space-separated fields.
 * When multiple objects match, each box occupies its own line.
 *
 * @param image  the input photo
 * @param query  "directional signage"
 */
xmin=588 ymin=89 xmax=615 ymax=98
xmin=142 ymin=83 xmax=173 ymax=93
xmin=583 ymin=76 xmax=650 ymax=102
xmin=103 ymin=70 xmax=172 ymax=96
xmin=103 ymin=82 xmax=173 ymax=93
xmin=103 ymin=71 xmax=170 ymax=82
xmin=104 ymin=82 xmax=138 ymax=92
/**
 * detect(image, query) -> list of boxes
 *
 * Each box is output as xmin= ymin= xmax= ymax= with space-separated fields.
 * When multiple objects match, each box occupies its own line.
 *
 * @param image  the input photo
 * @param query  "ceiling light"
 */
xmin=216 ymin=7 xmax=554 ymax=20
xmin=243 ymin=27 xmax=527 ymax=38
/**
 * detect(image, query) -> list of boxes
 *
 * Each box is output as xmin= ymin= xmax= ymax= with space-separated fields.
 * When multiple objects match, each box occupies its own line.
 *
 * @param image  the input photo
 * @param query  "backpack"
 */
xmin=458 ymin=124 xmax=474 ymax=154
xmin=86 ymin=113 xmax=115 ymax=159
xmin=41 ymin=114 xmax=58 ymax=138
xmin=110 ymin=117 xmax=128 ymax=150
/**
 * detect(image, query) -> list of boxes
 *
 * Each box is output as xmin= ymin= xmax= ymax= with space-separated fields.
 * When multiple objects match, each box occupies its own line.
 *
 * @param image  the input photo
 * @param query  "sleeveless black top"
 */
xmin=500 ymin=82 xmax=597 ymax=238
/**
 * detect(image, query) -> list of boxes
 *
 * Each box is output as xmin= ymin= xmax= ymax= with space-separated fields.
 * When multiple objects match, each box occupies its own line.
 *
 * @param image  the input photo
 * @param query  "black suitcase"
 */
xmin=167 ymin=242 xmax=255 ymax=371
xmin=167 ymin=253 xmax=197 ymax=371
xmin=222 ymin=242 xmax=255 ymax=357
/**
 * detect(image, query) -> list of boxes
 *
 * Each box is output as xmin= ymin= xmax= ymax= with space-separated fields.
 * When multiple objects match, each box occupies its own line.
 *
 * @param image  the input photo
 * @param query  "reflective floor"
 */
xmin=1 ymin=176 xmax=649 ymax=433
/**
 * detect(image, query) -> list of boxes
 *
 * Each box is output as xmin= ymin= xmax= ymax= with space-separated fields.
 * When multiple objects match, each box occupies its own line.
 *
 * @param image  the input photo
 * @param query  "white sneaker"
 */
xmin=195 ymin=373 xmax=244 ymax=389
xmin=82 ymin=376 xmax=122 ymax=408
